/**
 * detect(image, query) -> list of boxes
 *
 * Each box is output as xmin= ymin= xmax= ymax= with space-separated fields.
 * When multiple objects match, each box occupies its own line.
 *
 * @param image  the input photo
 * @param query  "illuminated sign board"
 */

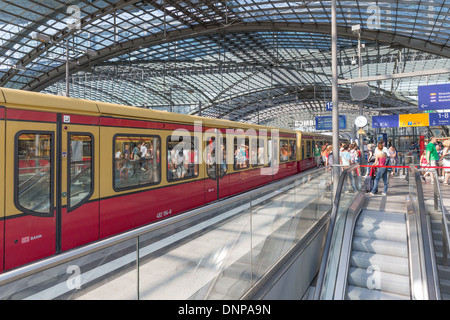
xmin=399 ymin=113 xmax=429 ymax=127
xmin=372 ymin=115 xmax=399 ymax=128
xmin=315 ymin=115 xmax=346 ymax=130
xmin=418 ymin=83 xmax=450 ymax=111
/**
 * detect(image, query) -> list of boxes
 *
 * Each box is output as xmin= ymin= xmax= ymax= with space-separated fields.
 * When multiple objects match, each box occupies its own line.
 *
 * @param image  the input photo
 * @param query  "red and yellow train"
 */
xmin=0 ymin=88 xmax=333 ymax=272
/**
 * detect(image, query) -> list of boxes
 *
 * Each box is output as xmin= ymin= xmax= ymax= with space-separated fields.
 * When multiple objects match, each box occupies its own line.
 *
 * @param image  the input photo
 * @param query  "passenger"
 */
xmin=420 ymin=150 xmax=428 ymax=182
xmin=340 ymin=144 xmax=357 ymax=192
xmin=325 ymin=145 xmax=333 ymax=167
xmin=425 ymin=137 xmax=439 ymax=183
xmin=388 ymin=145 xmax=398 ymax=176
xmin=441 ymin=140 xmax=450 ymax=186
xmin=314 ymin=143 xmax=322 ymax=167
xmin=370 ymin=143 xmax=389 ymax=196
xmin=123 ymin=144 xmax=130 ymax=160
xmin=176 ymin=148 xmax=187 ymax=179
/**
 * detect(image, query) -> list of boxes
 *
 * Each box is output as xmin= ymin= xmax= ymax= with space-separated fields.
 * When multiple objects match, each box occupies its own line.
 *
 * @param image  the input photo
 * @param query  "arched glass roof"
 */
xmin=0 ymin=0 xmax=449 ymax=129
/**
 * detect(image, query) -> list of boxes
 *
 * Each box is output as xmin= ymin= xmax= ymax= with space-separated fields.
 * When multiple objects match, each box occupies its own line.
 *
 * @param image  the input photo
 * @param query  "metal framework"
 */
xmin=0 ymin=0 xmax=449 ymax=129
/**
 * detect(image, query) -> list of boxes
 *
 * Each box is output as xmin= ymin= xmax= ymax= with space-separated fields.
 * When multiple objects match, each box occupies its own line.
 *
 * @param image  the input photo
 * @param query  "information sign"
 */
xmin=315 ymin=115 xmax=346 ymax=130
xmin=399 ymin=113 xmax=429 ymax=127
xmin=418 ymin=83 xmax=450 ymax=111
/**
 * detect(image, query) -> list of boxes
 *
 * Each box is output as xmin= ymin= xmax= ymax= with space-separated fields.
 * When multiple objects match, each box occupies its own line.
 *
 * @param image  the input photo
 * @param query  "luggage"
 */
xmin=364 ymin=175 xmax=374 ymax=193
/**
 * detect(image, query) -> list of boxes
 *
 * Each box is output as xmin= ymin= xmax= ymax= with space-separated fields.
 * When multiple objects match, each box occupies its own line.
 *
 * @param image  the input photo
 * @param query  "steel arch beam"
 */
xmin=24 ymin=21 xmax=450 ymax=93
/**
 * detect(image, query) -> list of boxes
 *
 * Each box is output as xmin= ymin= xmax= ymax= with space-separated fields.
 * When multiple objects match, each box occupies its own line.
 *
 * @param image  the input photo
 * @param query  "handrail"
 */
xmin=431 ymin=170 xmax=450 ymax=266
xmin=313 ymin=164 xmax=359 ymax=300
xmin=413 ymin=166 xmax=439 ymax=300
xmin=0 ymin=166 xmax=330 ymax=287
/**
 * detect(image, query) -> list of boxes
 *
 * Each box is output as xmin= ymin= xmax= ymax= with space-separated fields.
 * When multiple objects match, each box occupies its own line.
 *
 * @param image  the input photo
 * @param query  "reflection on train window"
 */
xmin=16 ymin=133 xmax=52 ymax=214
xmin=302 ymin=140 xmax=306 ymax=160
xmin=167 ymin=136 xmax=199 ymax=182
xmin=280 ymin=139 xmax=291 ymax=162
xmin=306 ymin=140 xmax=312 ymax=158
xmin=114 ymin=135 xmax=161 ymax=190
xmin=206 ymin=137 xmax=227 ymax=179
xmin=289 ymin=140 xmax=296 ymax=161
xmin=69 ymin=134 xmax=93 ymax=209
xmin=251 ymin=138 xmax=265 ymax=167
xmin=234 ymin=137 xmax=249 ymax=170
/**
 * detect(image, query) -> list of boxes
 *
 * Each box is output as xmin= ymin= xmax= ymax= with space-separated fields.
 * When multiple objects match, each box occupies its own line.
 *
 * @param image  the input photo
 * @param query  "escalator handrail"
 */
xmin=313 ymin=164 xmax=359 ymax=300
xmin=413 ymin=167 xmax=440 ymax=300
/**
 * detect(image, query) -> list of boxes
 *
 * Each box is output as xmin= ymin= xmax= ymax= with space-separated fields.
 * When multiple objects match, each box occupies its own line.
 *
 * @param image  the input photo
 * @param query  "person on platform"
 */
xmin=441 ymin=140 xmax=450 ymax=186
xmin=424 ymin=137 xmax=439 ymax=183
xmin=370 ymin=143 xmax=389 ymax=196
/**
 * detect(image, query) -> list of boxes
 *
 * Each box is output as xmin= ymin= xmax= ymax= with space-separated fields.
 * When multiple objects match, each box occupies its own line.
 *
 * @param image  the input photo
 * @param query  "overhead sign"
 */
xmin=315 ymin=115 xmax=346 ymax=130
xmin=326 ymin=102 xmax=333 ymax=111
xmin=372 ymin=115 xmax=399 ymax=128
xmin=429 ymin=112 xmax=450 ymax=126
xmin=399 ymin=113 xmax=429 ymax=127
xmin=418 ymin=83 xmax=450 ymax=111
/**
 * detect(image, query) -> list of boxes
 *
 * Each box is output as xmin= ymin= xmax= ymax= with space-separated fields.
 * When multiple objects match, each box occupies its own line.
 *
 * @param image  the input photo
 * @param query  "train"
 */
xmin=0 ymin=88 xmax=334 ymax=272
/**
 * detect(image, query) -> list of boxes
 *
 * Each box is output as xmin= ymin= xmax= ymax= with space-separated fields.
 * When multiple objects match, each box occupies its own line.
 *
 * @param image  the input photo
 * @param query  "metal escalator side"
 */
xmin=314 ymin=165 xmax=440 ymax=300
xmin=313 ymin=164 xmax=364 ymax=300
xmin=407 ymin=167 xmax=440 ymax=300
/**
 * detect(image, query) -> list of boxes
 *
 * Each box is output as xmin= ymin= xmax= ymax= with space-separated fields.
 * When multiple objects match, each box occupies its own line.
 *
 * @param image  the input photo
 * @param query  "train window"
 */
xmin=68 ymin=134 xmax=93 ymax=210
xmin=251 ymin=138 xmax=265 ymax=167
xmin=289 ymin=140 xmax=296 ymax=161
xmin=16 ymin=132 xmax=53 ymax=215
xmin=306 ymin=140 xmax=312 ymax=158
xmin=302 ymin=140 xmax=306 ymax=160
xmin=114 ymin=135 xmax=161 ymax=190
xmin=280 ymin=140 xmax=291 ymax=162
xmin=234 ymin=137 xmax=249 ymax=170
xmin=167 ymin=136 xmax=199 ymax=182
xmin=206 ymin=137 xmax=217 ymax=179
xmin=206 ymin=136 xmax=227 ymax=179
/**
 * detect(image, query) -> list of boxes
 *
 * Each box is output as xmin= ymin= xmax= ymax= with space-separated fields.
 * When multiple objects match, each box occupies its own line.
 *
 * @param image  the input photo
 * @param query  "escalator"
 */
xmin=314 ymin=165 xmax=439 ymax=300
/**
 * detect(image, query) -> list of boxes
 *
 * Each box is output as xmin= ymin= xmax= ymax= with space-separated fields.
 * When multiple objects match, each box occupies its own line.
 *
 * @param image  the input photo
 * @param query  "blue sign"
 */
xmin=429 ymin=112 xmax=450 ymax=126
xmin=315 ymin=115 xmax=346 ymax=130
xmin=326 ymin=102 xmax=333 ymax=111
xmin=372 ymin=115 xmax=399 ymax=128
xmin=418 ymin=83 xmax=450 ymax=111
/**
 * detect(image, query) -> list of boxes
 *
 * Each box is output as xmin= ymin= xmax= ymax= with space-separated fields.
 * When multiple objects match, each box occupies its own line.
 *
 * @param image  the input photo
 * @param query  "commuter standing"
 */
xmin=441 ymin=140 xmax=450 ymax=186
xmin=370 ymin=143 xmax=389 ymax=196
xmin=426 ymin=137 xmax=439 ymax=184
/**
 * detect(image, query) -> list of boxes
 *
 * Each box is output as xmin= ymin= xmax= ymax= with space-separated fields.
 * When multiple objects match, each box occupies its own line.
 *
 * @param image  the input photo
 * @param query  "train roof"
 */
xmin=0 ymin=88 xmax=296 ymax=135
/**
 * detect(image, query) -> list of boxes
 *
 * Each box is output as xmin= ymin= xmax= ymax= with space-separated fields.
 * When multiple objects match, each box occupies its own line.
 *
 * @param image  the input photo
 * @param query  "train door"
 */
xmin=59 ymin=116 xmax=99 ymax=251
xmin=0 ymin=107 xmax=4 ymax=273
xmin=4 ymin=111 xmax=58 ymax=270
xmin=204 ymin=130 xmax=228 ymax=202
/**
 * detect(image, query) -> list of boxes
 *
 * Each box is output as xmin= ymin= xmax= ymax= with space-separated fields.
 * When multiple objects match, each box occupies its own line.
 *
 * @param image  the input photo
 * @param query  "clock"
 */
xmin=354 ymin=115 xmax=368 ymax=128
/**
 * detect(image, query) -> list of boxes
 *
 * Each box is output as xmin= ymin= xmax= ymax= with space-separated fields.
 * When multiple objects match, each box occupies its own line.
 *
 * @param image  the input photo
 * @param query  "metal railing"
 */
xmin=0 ymin=166 xmax=333 ymax=300
xmin=430 ymin=170 xmax=450 ymax=266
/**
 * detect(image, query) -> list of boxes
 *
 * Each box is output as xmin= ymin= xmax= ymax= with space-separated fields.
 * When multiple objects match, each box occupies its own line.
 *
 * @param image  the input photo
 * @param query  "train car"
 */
xmin=0 ymin=88 xmax=331 ymax=272
xmin=296 ymin=132 xmax=333 ymax=171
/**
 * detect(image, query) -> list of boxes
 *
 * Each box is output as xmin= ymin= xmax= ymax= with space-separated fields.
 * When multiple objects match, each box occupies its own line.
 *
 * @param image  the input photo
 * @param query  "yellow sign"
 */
xmin=399 ymin=113 xmax=429 ymax=127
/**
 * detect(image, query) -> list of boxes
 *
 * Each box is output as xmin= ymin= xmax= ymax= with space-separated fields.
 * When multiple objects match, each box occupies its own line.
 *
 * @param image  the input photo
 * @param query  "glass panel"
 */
xmin=280 ymin=139 xmax=291 ymax=162
xmin=289 ymin=140 xmax=296 ymax=160
xmin=69 ymin=134 xmax=93 ymax=208
xmin=219 ymin=137 xmax=227 ymax=177
xmin=17 ymin=133 xmax=52 ymax=214
xmin=0 ymin=238 xmax=138 ymax=300
xmin=138 ymin=197 xmax=252 ymax=300
xmin=206 ymin=136 xmax=216 ymax=179
xmin=234 ymin=137 xmax=249 ymax=170
xmin=114 ymin=135 xmax=161 ymax=189
xmin=167 ymin=135 xmax=199 ymax=181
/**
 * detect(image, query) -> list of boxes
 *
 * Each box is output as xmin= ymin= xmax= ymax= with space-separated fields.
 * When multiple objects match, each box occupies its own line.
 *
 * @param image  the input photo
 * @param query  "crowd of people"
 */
xmin=420 ymin=137 xmax=450 ymax=186
xmin=314 ymin=137 xmax=450 ymax=196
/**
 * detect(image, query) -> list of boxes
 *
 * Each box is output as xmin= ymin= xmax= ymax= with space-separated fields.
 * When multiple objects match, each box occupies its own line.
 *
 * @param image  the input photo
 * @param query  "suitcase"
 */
xmin=364 ymin=175 xmax=374 ymax=193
